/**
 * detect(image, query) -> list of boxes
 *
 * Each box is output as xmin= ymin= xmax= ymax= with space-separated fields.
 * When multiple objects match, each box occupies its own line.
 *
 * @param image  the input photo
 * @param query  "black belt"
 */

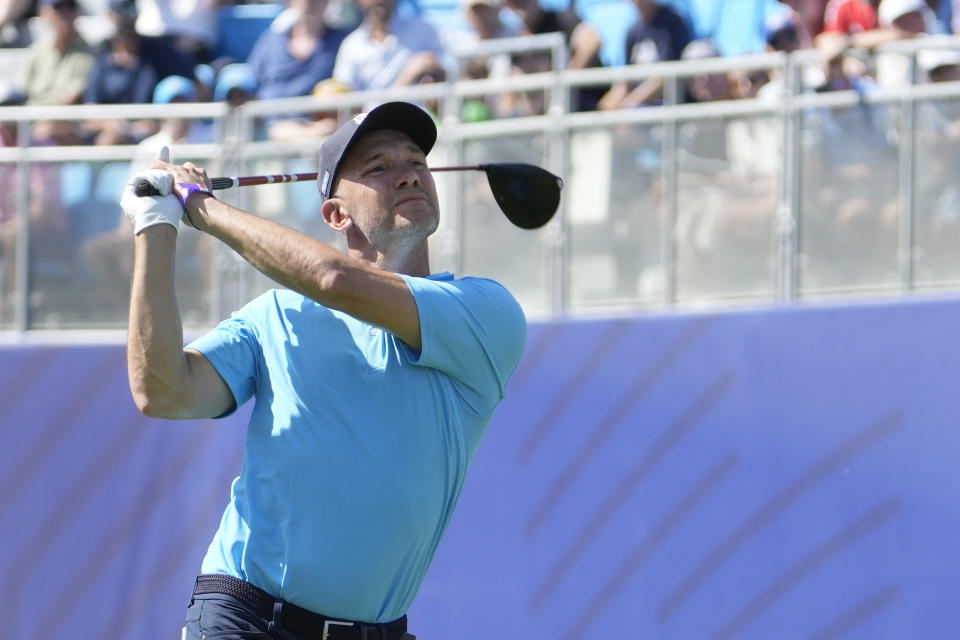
xmin=192 ymin=574 xmax=410 ymax=640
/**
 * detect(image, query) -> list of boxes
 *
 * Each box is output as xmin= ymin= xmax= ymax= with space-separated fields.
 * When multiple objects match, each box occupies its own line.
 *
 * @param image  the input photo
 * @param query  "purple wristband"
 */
xmin=177 ymin=182 xmax=212 ymax=207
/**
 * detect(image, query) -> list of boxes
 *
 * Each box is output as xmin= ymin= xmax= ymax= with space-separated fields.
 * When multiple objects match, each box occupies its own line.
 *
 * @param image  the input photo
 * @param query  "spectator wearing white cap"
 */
xmin=919 ymin=47 xmax=960 ymax=83
xmin=877 ymin=0 xmax=937 ymax=31
xmin=874 ymin=0 xmax=937 ymax=86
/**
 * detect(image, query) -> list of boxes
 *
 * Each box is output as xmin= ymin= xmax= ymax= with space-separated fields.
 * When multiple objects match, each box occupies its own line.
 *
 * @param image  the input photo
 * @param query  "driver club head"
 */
xmin=479 ymin=163 xmax=563 ymax=229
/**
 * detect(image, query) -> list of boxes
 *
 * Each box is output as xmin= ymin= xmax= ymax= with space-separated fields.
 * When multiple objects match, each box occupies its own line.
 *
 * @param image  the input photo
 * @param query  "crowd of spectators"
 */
xmin=0 ymin=0 xmax=958 ymax=323
xmin=0 ymin=0 xmax=957 ymax=142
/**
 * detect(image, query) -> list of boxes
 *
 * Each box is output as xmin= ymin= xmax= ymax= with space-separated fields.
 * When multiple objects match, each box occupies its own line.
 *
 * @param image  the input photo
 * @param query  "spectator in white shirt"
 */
xmin=332 ymin=0 xmax=445 ymax=91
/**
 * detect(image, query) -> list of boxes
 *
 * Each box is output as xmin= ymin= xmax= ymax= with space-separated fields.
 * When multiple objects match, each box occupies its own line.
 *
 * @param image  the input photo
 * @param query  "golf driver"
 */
xmin=133 ymin=162 xmax=563 ymax=230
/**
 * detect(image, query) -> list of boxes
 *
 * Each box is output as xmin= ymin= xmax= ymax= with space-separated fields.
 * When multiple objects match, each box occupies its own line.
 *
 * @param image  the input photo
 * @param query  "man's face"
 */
xmin=291 ymin=0 xmax=328 ymax=17
xmin=332 ymin=129 xmax=440 ymax=248
xmin=893 ymin=11 xmax=926 ymax=34
xmin=466 ymin=3 xmax=500 ymax=39
xmin=42 ymin=0 xmax=79 ymax=33
xmin=357 ymin=0 xmax=393 ymax=20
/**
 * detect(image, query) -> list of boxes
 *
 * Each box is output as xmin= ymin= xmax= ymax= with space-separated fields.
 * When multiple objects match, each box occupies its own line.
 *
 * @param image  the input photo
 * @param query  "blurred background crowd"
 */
xmin=1 ymin=0 xmax=959 ymax=143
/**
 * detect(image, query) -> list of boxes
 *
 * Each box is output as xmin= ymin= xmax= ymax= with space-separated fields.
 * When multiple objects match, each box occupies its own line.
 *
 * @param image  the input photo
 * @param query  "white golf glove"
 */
xmin=120 ymin=146 xmax=183 ymax=235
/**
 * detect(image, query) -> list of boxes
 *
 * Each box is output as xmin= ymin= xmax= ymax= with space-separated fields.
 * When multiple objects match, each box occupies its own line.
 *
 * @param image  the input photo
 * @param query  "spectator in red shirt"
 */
xmin=823 ymin=0 xmax=877 ymax=33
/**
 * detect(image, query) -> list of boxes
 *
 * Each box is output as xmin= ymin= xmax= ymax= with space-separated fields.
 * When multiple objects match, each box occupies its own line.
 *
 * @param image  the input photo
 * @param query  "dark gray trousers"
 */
xmin=182 ymin=593 xmax=415 ymax=640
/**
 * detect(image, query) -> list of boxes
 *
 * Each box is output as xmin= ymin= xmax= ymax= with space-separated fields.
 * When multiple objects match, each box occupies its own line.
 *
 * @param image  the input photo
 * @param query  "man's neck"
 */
xmin=292 ymin=13 xmax=325 ymax=38
xmin=349 ymin=243 xmax=430 ymax=277
xmin=366 ymin=12 xmax=392 ymax=41
xmin=55 ymin=31 xmax=75 ymax=52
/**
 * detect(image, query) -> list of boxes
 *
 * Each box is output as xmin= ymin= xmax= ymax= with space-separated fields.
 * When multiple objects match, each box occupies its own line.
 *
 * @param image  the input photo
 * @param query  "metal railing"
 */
xmin=2 ymin=34 xmax=960 ymax=332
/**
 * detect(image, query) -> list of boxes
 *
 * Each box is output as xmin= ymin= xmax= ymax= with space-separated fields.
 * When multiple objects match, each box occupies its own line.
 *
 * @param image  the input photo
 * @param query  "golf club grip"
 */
xmin=133 ymin=173 xmax=320 ymax=197
xmin=133 ymin=176 xmax=232 ymax=197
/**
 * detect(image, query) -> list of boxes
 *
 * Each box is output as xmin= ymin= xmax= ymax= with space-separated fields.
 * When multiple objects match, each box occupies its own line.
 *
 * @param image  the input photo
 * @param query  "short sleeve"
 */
xmin=402 ymin=275 xmax=526 ymax=415
xmin=186 ymin=301 xmax=263 ymax=416
xmin=332 ymin=37 xmax=357 ymax=88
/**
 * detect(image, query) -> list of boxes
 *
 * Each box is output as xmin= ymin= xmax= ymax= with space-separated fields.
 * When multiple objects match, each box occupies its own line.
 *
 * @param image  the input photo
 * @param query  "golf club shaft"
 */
xmin=133 ymin=166 xmax=484 ymax=197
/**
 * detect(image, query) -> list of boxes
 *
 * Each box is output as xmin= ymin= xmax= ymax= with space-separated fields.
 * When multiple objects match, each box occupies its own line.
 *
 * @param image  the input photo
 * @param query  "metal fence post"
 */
xmin=14 ymin=120 xmax=29 ymax=331
xmin=549 ymin=37 xmax=569 ymax=314
xmin=898 ymin=57 xmax=918 ymax=291
xmin=778 ymin=53 xmax=801 ymax=301
xmin=662 ymin=74 xmax=680 ymax=305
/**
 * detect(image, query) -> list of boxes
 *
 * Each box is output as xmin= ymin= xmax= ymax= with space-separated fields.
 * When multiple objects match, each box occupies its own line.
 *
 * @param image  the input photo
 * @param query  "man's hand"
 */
xmin=121 ymin=169 xmax=182 ymax=234
xmin=121 ymin=146 xmax=183 ymax=235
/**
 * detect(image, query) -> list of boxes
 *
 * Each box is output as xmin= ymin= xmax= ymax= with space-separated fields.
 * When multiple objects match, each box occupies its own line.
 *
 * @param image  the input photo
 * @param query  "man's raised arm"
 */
xmin=122 ymin=158 xmax=234 ymax=419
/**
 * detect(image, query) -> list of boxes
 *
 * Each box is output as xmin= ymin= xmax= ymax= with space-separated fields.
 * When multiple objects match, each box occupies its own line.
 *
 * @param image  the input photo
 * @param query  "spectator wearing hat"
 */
xmin=214 ymin=62 xmax=256 ymax=107
xmin=597 ymin=0 xmax=691 ymax=110
xmin=873 ymin=0 xmax=937 ymax=85
xmin=333 ymin=0 xmax=445 ymax=92
xmin=877 ymin=0 xmax=937 ymax=31
xmin=18 ymin=0 xmax=93 ymax=143
xmin=919 ymin=48 xmax=960 ymax=83
xmin=764 ymin=8 xmax=812 ymax=52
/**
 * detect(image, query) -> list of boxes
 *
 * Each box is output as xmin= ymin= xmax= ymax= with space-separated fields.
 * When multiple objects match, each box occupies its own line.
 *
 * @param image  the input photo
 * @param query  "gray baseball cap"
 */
xmin=317 ymin=101 xmax=437 ymax=199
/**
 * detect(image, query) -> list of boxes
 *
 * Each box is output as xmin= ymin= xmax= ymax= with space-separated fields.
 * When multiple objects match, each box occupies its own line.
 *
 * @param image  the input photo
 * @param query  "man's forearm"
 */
xmin=127 ymin=225 xmax=188 ymax=415
xmin=187 ymin=193 xmax=422 ymax=349
xmin=190 ymin=194 xmax=348 ymax=303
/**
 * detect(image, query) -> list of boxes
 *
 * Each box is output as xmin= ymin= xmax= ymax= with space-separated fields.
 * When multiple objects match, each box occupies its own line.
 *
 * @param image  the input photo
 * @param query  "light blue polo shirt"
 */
xmin=187 ymin=272 xmax=526 ymax=623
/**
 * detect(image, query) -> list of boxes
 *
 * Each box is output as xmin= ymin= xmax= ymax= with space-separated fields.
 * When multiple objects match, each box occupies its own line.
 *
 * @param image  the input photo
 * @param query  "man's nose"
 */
xmin=395 ymin=167 xmax=421 ymax=188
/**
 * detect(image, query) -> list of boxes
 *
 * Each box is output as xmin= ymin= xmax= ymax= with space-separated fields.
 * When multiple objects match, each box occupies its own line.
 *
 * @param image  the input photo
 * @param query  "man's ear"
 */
xmin=321 ymin=198 xmax=351 ymax=232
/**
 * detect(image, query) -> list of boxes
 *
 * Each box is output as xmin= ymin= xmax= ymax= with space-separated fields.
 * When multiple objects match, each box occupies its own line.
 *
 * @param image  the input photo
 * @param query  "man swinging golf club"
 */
xmin=122 ymin=101 xmax=527 ymax=640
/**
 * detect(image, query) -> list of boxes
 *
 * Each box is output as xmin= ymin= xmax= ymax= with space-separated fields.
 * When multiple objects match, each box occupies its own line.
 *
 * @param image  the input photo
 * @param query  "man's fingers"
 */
xmin=134 ymin=169 xmax=174 ymax=196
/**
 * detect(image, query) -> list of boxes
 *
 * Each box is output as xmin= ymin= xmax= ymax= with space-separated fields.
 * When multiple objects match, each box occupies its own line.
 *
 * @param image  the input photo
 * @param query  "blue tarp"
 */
xmin=2 ymin=296 xmax=959 ymax=638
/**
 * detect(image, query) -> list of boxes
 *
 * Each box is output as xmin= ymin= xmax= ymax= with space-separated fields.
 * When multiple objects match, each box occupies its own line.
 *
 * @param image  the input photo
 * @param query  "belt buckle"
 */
xmin=321 ymin=619 xmax=354 ymax=640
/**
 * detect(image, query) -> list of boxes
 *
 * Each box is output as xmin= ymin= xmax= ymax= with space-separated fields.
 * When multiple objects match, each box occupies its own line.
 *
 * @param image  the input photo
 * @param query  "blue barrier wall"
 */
xmin=2 ymin=296 xmax=959 ymax=639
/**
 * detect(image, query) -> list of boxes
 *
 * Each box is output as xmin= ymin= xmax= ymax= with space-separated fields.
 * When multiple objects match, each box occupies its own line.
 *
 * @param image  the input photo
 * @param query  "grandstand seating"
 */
xmin=8 ymin=0 xmax=788 ymax=75
xmin=213 ymin=2 xmax=285 ymax=62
